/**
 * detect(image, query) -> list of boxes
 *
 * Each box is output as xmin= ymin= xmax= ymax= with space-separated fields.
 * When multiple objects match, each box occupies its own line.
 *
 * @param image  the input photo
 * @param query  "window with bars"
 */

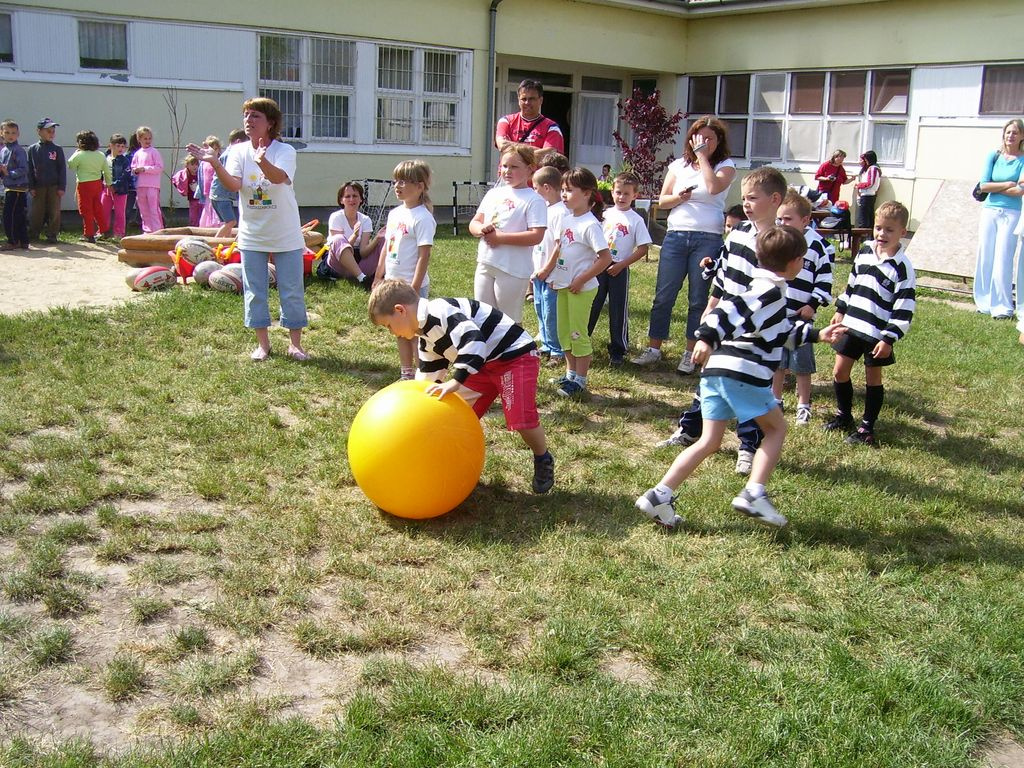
xmin=375 ymin=46 xmax=460 ymax=145
xmin=0 ymin=14 xmax=12 ymax=64
xmin=686 ymin=69 xmax=910 ymax=165
xmin=259 ymin=34 xmax=355 ymax=141
xmin=78 ymin=19 xmax=127 ymax=70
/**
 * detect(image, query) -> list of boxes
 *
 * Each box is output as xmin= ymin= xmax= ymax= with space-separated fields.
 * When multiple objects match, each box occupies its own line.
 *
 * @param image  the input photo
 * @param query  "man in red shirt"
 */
xmin=495 ymin=79 xmax=564 ymax=156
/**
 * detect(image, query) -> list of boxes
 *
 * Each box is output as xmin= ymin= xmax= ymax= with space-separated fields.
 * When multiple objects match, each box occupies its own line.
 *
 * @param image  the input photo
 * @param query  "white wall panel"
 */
xmin=16 ymin=12 xmax=76 ymax=75
xmin=131 ymin=22 xmax=252 ymax=85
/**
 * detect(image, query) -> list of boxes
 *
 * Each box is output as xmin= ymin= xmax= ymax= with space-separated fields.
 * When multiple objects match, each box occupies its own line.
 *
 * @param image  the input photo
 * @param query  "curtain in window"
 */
xmin=79 ymin=20 xmax=127 ymax=69
xmin=578 ymin=96 xmax=615 ymax=148
xmin=872 ymin=123 xmax=905 ymax=165
xmin=981 ymin=66 xmax=1024 ymax=115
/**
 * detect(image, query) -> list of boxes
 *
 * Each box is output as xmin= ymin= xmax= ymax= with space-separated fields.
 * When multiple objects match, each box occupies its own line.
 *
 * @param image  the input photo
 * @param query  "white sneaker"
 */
xmin=734 ymin=449 xmax=755 ymax=476
xmin=676 ymin=350 xmax=696 ymax=375
xmin=635 ymin=489 xmax=683 ymax=529
xmin=655 ymin=427 xmax=698 ymax=448
xmin=731 ymin=488 xmax=788 ymax=528
xmin=630 ymin=347 xmax=662 ymax=366
xmin=796 ymin=405 xmax=812 ymax=425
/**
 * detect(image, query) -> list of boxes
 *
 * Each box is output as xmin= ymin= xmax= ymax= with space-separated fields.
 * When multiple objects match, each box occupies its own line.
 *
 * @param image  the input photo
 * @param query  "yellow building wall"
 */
xmin=685 ymin=0 xmax=1022 ymax=73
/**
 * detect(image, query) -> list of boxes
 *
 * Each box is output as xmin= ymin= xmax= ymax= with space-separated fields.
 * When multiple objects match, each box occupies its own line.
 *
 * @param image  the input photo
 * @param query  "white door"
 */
xmin=574 ymin=93 xmax=618 ymax=173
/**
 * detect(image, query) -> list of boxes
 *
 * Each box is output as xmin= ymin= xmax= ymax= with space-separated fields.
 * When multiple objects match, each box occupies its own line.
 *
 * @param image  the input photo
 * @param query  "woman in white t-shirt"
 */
xmin=470 ymin=143 xmax=547 ymax=322
xmin=631 ymin=116 xmax=737 ymax=375
xmin=189 ymin=97 xmax=309 ymax=362
xmin=319 ymin=181 xmax=381 ymax=288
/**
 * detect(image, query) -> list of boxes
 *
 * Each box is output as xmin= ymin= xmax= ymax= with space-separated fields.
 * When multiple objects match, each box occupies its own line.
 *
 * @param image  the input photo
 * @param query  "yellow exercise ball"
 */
xmin=347 ymin=379 xmax=486 ymax=519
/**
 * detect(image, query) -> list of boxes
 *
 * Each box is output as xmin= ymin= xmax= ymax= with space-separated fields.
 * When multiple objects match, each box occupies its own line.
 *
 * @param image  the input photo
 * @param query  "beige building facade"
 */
xmin=1 ymin=0 xmax=1021 ymax=227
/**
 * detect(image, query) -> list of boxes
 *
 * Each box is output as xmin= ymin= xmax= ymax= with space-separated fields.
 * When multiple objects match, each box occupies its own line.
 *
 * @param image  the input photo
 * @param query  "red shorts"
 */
xmin=462 ymin=351 xmax=540 ymax=431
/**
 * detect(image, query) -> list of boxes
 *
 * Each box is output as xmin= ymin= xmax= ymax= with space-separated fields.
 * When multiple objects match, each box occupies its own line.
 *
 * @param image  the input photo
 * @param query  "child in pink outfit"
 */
xmin=130 ymin=126 xmax=164 ymax=232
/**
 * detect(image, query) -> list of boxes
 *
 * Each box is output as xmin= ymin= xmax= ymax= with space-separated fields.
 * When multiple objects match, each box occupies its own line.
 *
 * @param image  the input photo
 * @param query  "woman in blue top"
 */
xmin=974 ymin=118 xmax=1024 ymax=320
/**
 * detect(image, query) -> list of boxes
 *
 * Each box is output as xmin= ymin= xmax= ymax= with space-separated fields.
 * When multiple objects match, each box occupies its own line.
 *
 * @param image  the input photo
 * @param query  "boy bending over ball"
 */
xmin=369 ymin=278 xmax=555 ymax=494
xmin=636 ymin=226 xmax=845 ymax=530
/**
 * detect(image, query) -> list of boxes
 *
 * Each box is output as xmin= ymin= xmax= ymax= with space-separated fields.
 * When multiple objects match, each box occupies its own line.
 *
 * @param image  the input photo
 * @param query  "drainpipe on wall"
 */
xmin=485 ymin=0 xmax=504 ymax=182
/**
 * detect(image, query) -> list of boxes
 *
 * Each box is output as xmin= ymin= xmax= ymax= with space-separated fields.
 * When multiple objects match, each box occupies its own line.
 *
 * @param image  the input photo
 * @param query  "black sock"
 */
xmin=834 ymin=379 xmax=853 ymax=417
xmin=862 ymin=385 xmax=884 ymax=430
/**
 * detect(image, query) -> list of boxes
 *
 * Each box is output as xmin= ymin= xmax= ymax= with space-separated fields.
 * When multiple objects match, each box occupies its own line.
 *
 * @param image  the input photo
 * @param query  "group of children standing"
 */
xmin=0 ymin=117 xmax=247 ymax=248
xmin=366 ymin=150 xmax=917 ymax=532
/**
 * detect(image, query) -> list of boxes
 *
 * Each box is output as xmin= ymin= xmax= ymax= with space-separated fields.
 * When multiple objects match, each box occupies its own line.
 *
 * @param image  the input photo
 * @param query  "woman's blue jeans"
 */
xmin=241 ymin=247 xmax=308 ymax=330
xmin=646 ymin=229 xmax=722 ymax=342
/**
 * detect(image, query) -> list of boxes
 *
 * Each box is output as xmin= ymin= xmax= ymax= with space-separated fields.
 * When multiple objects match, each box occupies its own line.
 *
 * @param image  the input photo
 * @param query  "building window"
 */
xmin=258 ymin=34 xmax=356 ymax=141
xmin=980 ymin=64 xmax=1024 ymax=115
xmin=78 ymin=20 xmax=127 ymax=71
xmin=0 ymin=13 xmax=12 ymax=64
xmin=686 ymin=68 xmax=908 ymax=165
xmin=376 ymin=46 xmax=460 ymax=146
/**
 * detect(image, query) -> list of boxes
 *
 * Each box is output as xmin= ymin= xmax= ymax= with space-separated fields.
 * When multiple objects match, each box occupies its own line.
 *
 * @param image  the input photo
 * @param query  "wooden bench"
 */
xmin=816 ymin=226 xmax=871 ymax=255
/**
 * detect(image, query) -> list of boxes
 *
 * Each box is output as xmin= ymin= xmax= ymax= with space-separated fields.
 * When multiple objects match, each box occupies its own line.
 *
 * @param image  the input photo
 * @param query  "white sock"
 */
xmin=653 ymin=483 xmax=674 ymax=502
xmin=356 ymin=272 xmax=367 ymax=282
xmin=775 ymin=399 xmax=784 ymax=409
xmin=745 ymin=482 xmax=766 ymax=497
xmin=798 ymin=402 xmax=810 ymax=410
xmin=568 ymin=371 xmax=581 ymax=383
xmin=575 ymin=374 xmax=587 ymax=389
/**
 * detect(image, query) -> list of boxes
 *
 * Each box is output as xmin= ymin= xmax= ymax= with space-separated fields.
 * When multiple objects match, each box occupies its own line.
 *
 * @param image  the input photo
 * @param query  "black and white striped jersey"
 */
xmin=697 ymin=269 xmax=819 ymax=387
xmin=417 ymin=298 xmax=536 ymax=382
xmin=835 ymin=243 xmax=916 ymax=344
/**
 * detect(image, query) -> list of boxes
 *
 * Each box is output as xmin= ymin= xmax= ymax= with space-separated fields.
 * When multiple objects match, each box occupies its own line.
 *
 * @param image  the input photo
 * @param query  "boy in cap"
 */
xmin=27 ymin=117 xmax=66 ymax=243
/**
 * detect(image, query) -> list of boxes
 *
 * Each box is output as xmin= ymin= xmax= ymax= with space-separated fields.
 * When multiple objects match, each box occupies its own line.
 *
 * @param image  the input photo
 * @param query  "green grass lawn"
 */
xmin=1 ymin=236 xmax=1022 ymax=767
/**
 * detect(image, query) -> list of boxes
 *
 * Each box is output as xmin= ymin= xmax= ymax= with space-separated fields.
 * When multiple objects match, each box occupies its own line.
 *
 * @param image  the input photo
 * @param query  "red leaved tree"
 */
xmin=612 ymin=88 xmax=685 ymax=199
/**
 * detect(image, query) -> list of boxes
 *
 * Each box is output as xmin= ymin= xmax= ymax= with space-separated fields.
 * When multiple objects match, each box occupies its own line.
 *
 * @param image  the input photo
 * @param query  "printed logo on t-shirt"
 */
xmin=561 ymin=228 xmax=575 ymax=246
xmin=490 ymin=196 xmax=518 ymax=228
xmin=245 ymin=173 xmax=275 ymax=210
xmin=605 ymin=222 xmax=628 ymax=258
xmin=387 ymin=223 xmax=409 ymax=261
xmin=48 ymin=151 xmax=58 ymax=162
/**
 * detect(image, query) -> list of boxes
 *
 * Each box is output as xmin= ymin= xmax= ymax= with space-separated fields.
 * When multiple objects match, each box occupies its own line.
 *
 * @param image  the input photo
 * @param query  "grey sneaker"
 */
xmin=630 ymin=347 xmax=662 ymax=366
xmin=731 ymin=488 xmax=788 ymax=528
xmin=557 ymin=379 xmax=586 ymax=399
xmin=675 ymin=350 xmax=696 ymax=375
xmin=635 ymin=489 xmax=683 ymax=529
xmin=796 ymin=405 xmax=812 ymax=425
xmin=734 ymin=449 xmax=755 ymax=476
xmin=655 ymin=426 xmax=699 ymax=448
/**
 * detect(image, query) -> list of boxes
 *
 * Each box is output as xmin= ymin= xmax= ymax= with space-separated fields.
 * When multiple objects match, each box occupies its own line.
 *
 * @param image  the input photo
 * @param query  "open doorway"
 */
xmin=542 ymin=90 xmax=572 ymax=161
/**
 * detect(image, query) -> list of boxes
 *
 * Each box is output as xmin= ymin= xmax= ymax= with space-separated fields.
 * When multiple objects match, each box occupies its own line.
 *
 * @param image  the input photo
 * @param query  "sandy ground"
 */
xmin=0 ymin=241 xmax=139 ymax=316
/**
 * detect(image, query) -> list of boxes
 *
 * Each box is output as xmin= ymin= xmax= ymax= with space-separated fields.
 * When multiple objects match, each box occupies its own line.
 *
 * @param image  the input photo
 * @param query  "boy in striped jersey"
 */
xmin=824 ymin=201 xmax=915 ymax=447
xmin=657 ymin=167 xmax=788 ymax=476
xmin=773 ymin=191 xmax=835 ymax=425
xmin=636 ymin=226 xmax=845 ymax=529
xmin=369 ymin=278 xmax=555 ymax=493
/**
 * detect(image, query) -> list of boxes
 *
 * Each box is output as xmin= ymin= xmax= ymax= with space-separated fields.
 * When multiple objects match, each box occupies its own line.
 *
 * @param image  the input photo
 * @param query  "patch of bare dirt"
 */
xmin=983 ymin=734 xmax=1024 ymax=768
xmin=599 ymin=650 xmax=655 ymax=686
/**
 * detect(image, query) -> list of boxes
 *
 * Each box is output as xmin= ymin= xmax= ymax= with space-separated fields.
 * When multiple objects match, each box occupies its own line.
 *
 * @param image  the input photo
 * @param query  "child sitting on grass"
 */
xmin=824 ymin=200 xmax=916 ymax=447
xmin=636 ymin=226 xmax=845 ymax=530
xmin=369 ymin=278 xmax=555 ymax=494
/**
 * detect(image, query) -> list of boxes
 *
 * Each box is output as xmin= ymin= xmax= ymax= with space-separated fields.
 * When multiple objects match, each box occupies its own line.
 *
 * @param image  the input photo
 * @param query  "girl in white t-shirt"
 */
xmin=319 ymin=181 xmax=381 ymax=288
xmin=374 ymin=160 xmax=436 ymax=380
xmin=536 ymin=167 xmax=612 ymax=399
xmin=470 ymin=143 xmax=547 ymax=322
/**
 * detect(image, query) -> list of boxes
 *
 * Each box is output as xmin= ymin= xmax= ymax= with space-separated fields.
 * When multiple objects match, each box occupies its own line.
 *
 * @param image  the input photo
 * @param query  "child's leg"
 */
xmin=397 ymin=337 xmax=416 ymax=378
xmin=796 ymin=372 xmax=812 ymax=406
xmin=537 ymin=281 xmax=562 ymax=358
xmin=89 ymin=182 xmax=105 ymax=237
xmin=490 ymin=268 xmax=529 ymax=324
xmin=749 ymin=406 xmax=787 ymax=486
xmin=586 ymin=271 xmax=609 ymax=338
xmin=605 ymin=268 xmax=629 ymax=361
xmin=100 ymin=187 xmax=114 ymax=236
xmin=112 ymin=194 xmax=127 ymax=238
xmin=771 ymin=367 xmax=786 ymax=401
xmin=831 ymin=353 xmax=856 ymax=417
xmin=861 ymin=365 xmax=884 ymax=431
xmin=567 ymin=288 xmax=597 ymax=384
xmin=555 ymin=289 xmax=573 ymax=375
xmin=659 ymin=418 xmax=729 ymax=490
xmin=473 ymin=262 xmax=497 ymax=309
xmin=75 ymin=183 xmax=90 ymax=237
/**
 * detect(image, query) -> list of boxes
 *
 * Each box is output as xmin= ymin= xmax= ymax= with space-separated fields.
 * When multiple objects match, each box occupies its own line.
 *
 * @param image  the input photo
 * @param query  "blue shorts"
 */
xmin=779 ymin=342 xmax=816 ymax=374
xmin=211 ymin=198 xmax=238 ymax=224
xmin=699 ymin=375 xmax=778 ymax=424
